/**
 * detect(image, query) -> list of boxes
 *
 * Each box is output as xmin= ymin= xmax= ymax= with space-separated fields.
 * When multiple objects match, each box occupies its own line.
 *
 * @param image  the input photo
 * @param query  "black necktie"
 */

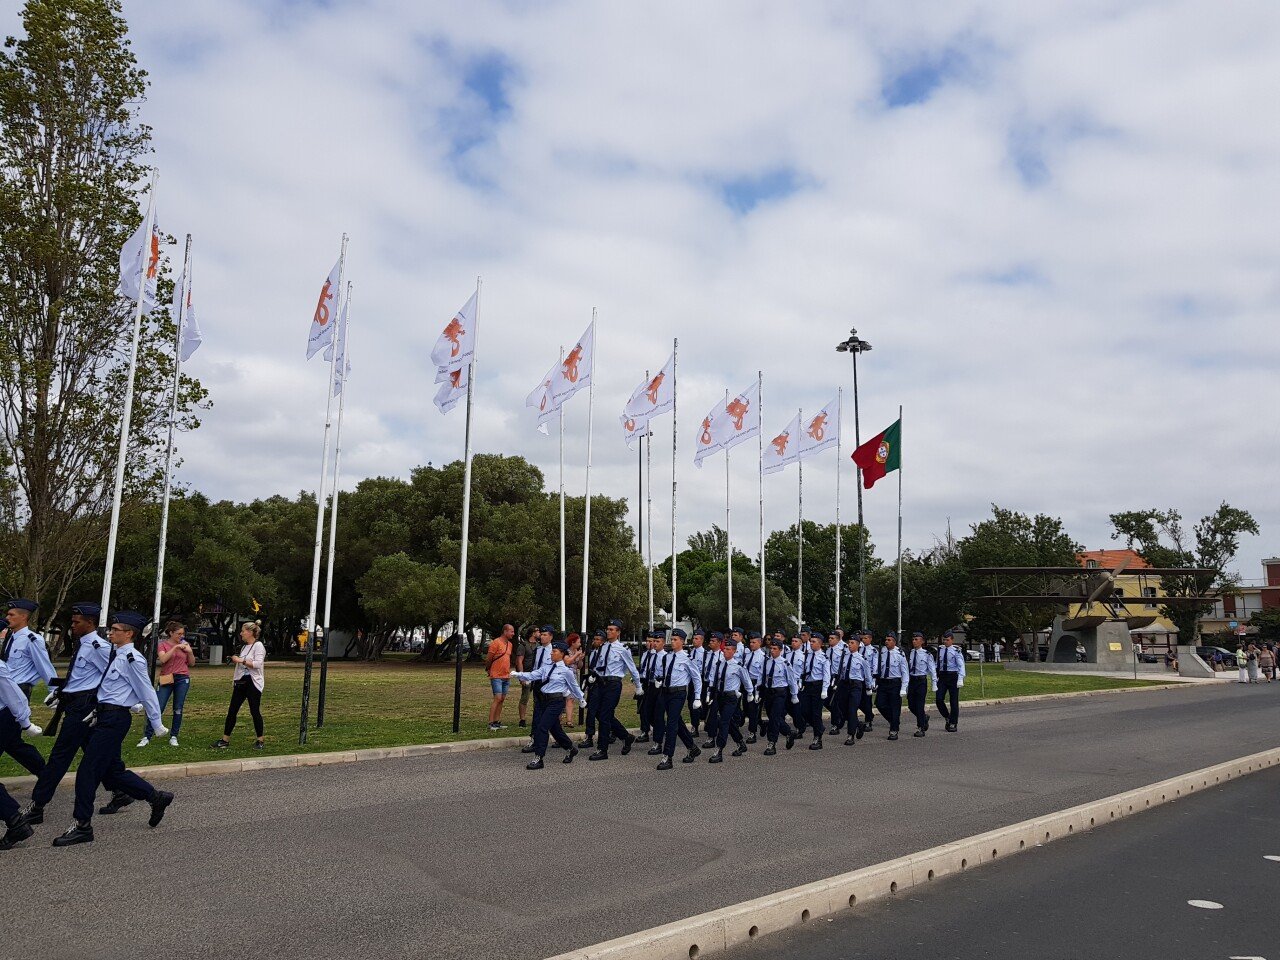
xmin=765 ymin=660 xmax=774 ymax=688
xmin=804 ymin=650 xmax=813 ymax=680
xmin=664 ymin=655 xmax=674 ymax=686
xmin=879 ymin=651 xmax=887 ymax=680
xmin=911 ymin=649 xmax=917 ymax=674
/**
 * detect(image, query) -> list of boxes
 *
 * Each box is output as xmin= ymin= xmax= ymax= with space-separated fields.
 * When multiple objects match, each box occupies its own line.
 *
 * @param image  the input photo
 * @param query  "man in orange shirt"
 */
xmin=486 ymin=624 xmax=514 ymax=731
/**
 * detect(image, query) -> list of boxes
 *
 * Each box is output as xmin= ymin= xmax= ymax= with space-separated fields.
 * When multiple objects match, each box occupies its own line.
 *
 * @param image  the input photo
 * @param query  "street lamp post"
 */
xmin=836 ymin=329 xmax=872 ymax=629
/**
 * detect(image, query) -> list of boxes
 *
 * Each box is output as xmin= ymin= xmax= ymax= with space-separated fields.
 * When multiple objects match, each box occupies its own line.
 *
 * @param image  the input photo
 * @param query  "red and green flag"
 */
xmin=851 ymin=418 xmax=901 ymax=489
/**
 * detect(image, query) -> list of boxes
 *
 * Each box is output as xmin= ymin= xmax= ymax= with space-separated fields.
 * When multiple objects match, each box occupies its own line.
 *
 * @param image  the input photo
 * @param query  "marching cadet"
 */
xmin=0 ymin=656 xmax=42 ymax=849
xmin=934 ymin=630 xmax=967 ymax=732
xmin=700 ymin=633 xmax=724 ymax=746
xmin=872 ymin=631 xmax=909 ymax=741
xmin=687 ymin=628 xmax=710 ymax=736
xmin=654 ymin=629 xmax=702 ymax=770
xmin=825 ymin=629 xmax=849 ymax=735
xmin=2 ymin=599 xmax=57 ymax=700
xmin=740 ymin=632 xmax=765 ymax=743
xmin=588 ymin=619 xmax=642 ymax=761
xmin=835 ymin=632 xmax=872 ymax=745
xmin=578 ymin=629 xmax=606 ymax=749
xmin=858 ymin=629 xmax=879 ymax=731
xmin=759 ymin=637 xmax=799 ymax=755
xmin=798 ymin=632 xmax=832 ymax=749
xmin=53 ymin=611 xmax=173 ymax=847
xmin=787 ymin=634 xmax=807 ymax=736
xmin=20 ymin=602 xmax=111 ymax=828
xmin=511 ymin=640 xmax=585 ymax=769
xmin=905 ymin=632 xmax=937 ymax=737
xmin=644 ymin=631 xmax=671 ymax=755
xmin=706 ymin=636 xmax=753 ymax=762
xmin=635 ymin=632 xmax=658 ymax=742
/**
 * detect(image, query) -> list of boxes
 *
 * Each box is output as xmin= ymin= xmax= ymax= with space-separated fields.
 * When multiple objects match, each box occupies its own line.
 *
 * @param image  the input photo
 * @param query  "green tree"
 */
xmin=685 ymin=569 xmax=795 ymax=635
xmin=764 ymin=521 xmax=877 ymax=631
xmin=1110 ymin=503 xmax=1259 ymax=643
xmin=357 ymin=552 xmax=459 ymax=655
xmin=0 ymin=0 xmax=206 ymax=619
xmin=1248 ymin=608 xmax=1280 ymax=642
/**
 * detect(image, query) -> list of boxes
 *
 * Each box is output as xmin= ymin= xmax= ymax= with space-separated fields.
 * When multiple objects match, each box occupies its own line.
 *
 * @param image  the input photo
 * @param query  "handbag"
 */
xmin=157 ymin=672 xmax=174 ymax=687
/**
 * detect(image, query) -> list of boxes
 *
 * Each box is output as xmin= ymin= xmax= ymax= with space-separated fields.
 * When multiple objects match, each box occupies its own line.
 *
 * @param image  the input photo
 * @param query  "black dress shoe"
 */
xmin=808 ymin=739 xmax=823 ymax=750
xmin=913 ymin=729 xmax=926 ymax=738
xmin=701 ymin=739 xmax=717 ymax=749
xmin=526 ymin=757 xmax=545 ymax=770
xmin=98 ymin=793 xmax=134 ymax=815
xmin=148 ymin=791 xmax=174 ymax=828
xmin=635 ymin=734 xmax=650 ymax=744
xmin=647 ymin=745 xmax=663 ymax=756
xmin=946 ymin=724 xmax=957 ymax=732
xmin=762 ymin=746 xmax=777 ymax=756
xmin=856 ymin=723 xmax=865 ymax=740
xmin=563 ymin=747 xmax=578 ymax=764
xmin=785 ymin=734 xmax=796 ymax=751
xmin=708 ymin=752 xmax=724 ymax=764
xmin=683 ymin=747 xmax=701 ymax=763
xmin=20 ymin=804 xmax=43 ymax=826
xmin=518 ymin=719 xmax=527 ymax=727
xmin=52 ymin=822 xmax=94 ymax=847
xmin=621 ymin=735 xmax=635 ymax=756
xmin=745 ymin=735 xmax=758 ymax=744
xmin=731 ymin=745 xmax=747 ymax=757
xmin=520 ymin=745 xmax=537 ymax=754
xmin=0 ymin=820 xmax=33 ymax=849
xmin=844 ymin=735 xmax=856 ymax=745
xmin=656 ymin=758 xmax=673 ymax=771
xmin=588 ymin=750 xmax=609 ymax=761
xmin=888 ymin=732 xmax=899 ymax=741
xmin=577 ymin=738 xmax=594 ymax=748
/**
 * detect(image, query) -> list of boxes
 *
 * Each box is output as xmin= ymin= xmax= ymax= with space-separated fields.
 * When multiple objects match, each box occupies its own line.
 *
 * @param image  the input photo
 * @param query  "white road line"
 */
xmin=1187 ymin=900 xmax=1224 ymax=909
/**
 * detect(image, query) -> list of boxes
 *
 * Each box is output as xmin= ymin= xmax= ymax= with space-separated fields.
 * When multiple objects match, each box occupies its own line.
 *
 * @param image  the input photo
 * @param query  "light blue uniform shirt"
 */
xmin=640 ymin=648 xmax=669 ymax=686
xmin=761 ymin=654 xmax=800 ymax=699
xmin=788 ymin=646 xmax=806 ymax=674
xmin=657 ymin=650 xmax=703 ymax=700
xmin=512 ymin=660 xmax=585 ymax=700
xmin=527 ymin=643 xmax=553 ymax=674
xmin=740 ymin=647 xmax=765 ymax=683
xmin=873 ymin=647 xmax=910 ymax=693
xmin=861 ymin=644 xmax=881 ymax=689
xmin=837 ymin=646 xmax=872 ymax=686
xmin=935 ymin=644 xmax=968 ymax=681
xmin=687 ymin=644 xmax=710 ymax=673
xmin=3 ymin=626 xmax=57 ymax=688
xmin=707 ymin=656 xmax=754 ymax=698
xmin=599 ymin=640 xmax=643 ymax=684
xmin=798 ymin=646 xmax=831 ymax=696
xmin=96 ymin=643 xmax=163 ymax=730
xmin=907 ymin=646 xmax=937 ymax=684
xmin=0 ymin=661 xmax=33 ymax=727
xmin=61 ymin=631 xmax=113 ymax=694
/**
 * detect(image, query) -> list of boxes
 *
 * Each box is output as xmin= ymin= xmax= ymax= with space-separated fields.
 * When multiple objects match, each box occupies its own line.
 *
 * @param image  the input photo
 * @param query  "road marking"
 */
xmin=1227 ymin=955 xmax=1265 ymax=959
xmin=1264 ymin=855 xmax=1280 ymax=862
xmin=1187 ymin=900 xmax=1223 ymax=909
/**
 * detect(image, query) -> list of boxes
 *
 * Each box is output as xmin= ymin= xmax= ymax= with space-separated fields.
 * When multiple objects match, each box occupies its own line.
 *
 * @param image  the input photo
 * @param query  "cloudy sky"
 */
xmin=11 ymin=1 xmax=1277 ymax=575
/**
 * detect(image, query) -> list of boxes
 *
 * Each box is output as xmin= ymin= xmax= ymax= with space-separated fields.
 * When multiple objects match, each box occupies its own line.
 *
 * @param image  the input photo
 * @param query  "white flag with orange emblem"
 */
xmin=430 ymin=290 xmax=479 ymax=374
xmin=796 ymin=396 xmax=839 ymax=460
xmin=170 ymin=248 xmax=203 ymax=361
xmin=434 ymin=362 xmax=468 ymax=414
xmin=762 ymin=411 xmax=802 ymax=475
xmin=711 ymin=380 xmax=760 ymax=453
xmin=622 ymin=353 xmax=675 ymax=424
xmin=524 ymin=357 xmax=562 ymax=434
xmin=548 ymin=321 xmax=594 ymax=408
xmin=117 ymin=206 xmax=163 ymax=314
xmin=693 ymin=392 xmax=729 ymax=468
xmin=307 ymin=257 xmax=342 ymax=360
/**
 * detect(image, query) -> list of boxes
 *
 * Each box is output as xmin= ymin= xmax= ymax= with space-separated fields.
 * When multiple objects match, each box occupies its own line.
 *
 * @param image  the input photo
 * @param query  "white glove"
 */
xmin=23 ymin=723 xmax=42 ymax=738
xmin=130 ymin=703 xmax=144 ymax=715
xmin=578 ymin=699 xmax=587 ymax=709
xmin=634 ymin=684 xmax=644 ymax=696
xmin=153 ymin=723 xmax=169 ymax=737
xmin=790 ymin=696 xmax=800 ymax=705
xmin=43 ymin=689 xmax=59 ymax=707
xmin=957 ymin=677 xmax=964 ymax=688
xmin=692 ymin=700 xmax=702 ymax=711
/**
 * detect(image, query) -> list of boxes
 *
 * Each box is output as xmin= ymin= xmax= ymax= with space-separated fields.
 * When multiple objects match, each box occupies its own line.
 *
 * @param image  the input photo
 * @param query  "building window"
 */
xmin=1085 ymin=560 xmax=1099 ymax=569
xmin=1143 ymin=586 xmax=1157 ymax=609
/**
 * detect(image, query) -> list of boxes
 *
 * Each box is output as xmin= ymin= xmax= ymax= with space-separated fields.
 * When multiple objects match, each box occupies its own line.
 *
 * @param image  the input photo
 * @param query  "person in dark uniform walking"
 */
xmin=707 ymin=637 xmax=754 ymax=762
xmin=873 ymin=631 xmax=909 ymax=741
xmin=578 ymin=629 xmax=606 ymax=748
xmin=858 ymin=629 xmax=878 ymax=731
xmin=588 ymin=620 xmax=642 ymax=761
xmin=654 ymin=629 xmax=702 ymax=770
xmin=701 ymin=633 xmax=724 ymax=748
xmin=635 ymin=632 xmax=660 ymax=743
xmin=0 ymin=657 xmax=41 ymax=849
xmin=52 ymin=611 xmax=174 ymax=847
xmin=905 ymin=632 xmax=937 ymax=737
xmin=824 ymin=630 xmax=849 ymax=735
xmin=1 ymin=598 xmax=57 ymax=700
xmin=787 ymin=634 xmax=808 ymax=736
xmin=641 ymin=632 xmax=670 ymax=753
xmin=760 ymin=638 xmax=799 ymax=755
xmin=740 ymin=632 xmax=765 ymax=743
xmin=19 ymin=602 xmax=110 ymax=829
xmin=836 ymin=632 xmax=872 ymax=745
xmin=798 ymin=633 xmax=832 ymax=749
xmin=934 ymin=630 xmax=966 ymax=732
xmin=686 ymin=629 xmax=710 ymax=736
xmin=510 ymin=640 xmax=585 ymax=769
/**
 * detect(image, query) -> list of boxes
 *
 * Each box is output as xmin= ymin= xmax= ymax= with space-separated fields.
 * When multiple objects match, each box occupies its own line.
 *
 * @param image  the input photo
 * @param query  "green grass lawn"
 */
xmin=0 ymin=661 xmax=1174 ymax=777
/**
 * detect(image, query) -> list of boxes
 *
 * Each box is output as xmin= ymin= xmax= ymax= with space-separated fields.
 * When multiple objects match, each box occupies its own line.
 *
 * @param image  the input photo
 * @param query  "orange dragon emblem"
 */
xmin=645 ymin=372 xmax=664 ymax=405
xmin=624 ymin=417 xmax=636 ymax=432
xmin=146 ymin=230 xmax=160 ymax=280
xmin=449 ymin=369 xmax=463 ymax=389
xmin=771 ymin=432 xmax=790 ymax=457
xmin=442 ymin=316 xmax=466 ymax=357
xmin=806 ymin=412 xmax=827 ymax=442
xmin=700 ymin=416 xmax=714 ymax=445
xmin=726 ymin=397 xmax=749 ymax=431
xmin=314 ymin=279 xmax=334 ymax=326
xmin=562 ymin=344 xmax=584 ymax=383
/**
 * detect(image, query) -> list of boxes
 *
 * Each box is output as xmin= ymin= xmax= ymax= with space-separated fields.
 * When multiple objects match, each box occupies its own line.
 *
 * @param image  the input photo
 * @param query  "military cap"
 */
xmin=552 ymin=641 xmax=569 ymax=654
xmin=671 ymin=628 xmax=687 ymax=639
xmin=7 ymin=598 xmax=37 ymax=613
xmin=70 ymin=601 xmax=101 ymax=620
xmin=112 ymin=610 xmax=148 ymax=632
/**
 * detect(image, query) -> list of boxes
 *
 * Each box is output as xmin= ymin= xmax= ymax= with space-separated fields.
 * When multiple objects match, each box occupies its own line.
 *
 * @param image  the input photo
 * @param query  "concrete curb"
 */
xmin=545 ymin=746 xmax=1280 ymax=960
xmin=0 ymin=679 xmax=1188 ymax=792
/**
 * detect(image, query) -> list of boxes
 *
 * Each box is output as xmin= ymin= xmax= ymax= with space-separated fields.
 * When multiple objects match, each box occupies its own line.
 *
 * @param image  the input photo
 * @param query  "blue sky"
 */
xmin=6 ymin=0 xmax=1275 ymax=577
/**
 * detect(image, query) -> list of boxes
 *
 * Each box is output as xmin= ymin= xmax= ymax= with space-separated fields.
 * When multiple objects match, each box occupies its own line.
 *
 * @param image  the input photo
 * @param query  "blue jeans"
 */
xmin=146 ymin=676 xmax=190 ymax=738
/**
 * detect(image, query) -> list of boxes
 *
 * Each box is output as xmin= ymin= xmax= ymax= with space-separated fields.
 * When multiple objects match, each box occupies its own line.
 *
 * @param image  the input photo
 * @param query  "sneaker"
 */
xmin=148 ymin=791 xmax=174 ymax=828
xmin=169 ymin=737 xmax=179 ymax=747
xmin=488 ymin=722 xmax=501 ymax=731
xmin=136 ymin=737 xmax=150 ymax=748
xmin=211 ymin=740 xmax=229 ymax=750
xmin=656 ymin=758 xmax=673 ymax=771
xmin=0 ymin=819 xmax=33 ymax=850
xmin=253 ymin=741 xmax=265 ymax=751
xmin=526 ymin=757 xmax=545 ymax=770
xmin=19 ymin=804 xmax=43 ymax=826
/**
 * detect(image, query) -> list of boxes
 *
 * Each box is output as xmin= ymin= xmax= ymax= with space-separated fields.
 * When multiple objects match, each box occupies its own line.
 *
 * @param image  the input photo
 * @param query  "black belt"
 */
xmin=802 ymin=680 xmax=822 ymax=689
xmin=541 ymin=693 xmax=565 ymax=702
xmin=938 ymin=669 xmax=959 ymax=676
xmin=598 ymin=676 xmax=622 ymax=686
xmin=663 ymin=685 xmax=688 ymax=695
xmin=59 ymin=689 xmax=96 ymax=704
xmin=97 ymin=703 xmax=133 ymax=716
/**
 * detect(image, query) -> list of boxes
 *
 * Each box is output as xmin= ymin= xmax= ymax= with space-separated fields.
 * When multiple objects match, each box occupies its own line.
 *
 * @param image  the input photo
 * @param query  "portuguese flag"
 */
xmin=851 ymin=418 xmax=901 ymax=489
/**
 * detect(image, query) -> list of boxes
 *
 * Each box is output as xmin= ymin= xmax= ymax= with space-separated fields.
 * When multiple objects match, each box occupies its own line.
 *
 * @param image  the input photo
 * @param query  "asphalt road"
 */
xmin=3 ymin=683 xmax=1278 ymax=960
xmin=730 ymin=763 xmax=1280 ymax=960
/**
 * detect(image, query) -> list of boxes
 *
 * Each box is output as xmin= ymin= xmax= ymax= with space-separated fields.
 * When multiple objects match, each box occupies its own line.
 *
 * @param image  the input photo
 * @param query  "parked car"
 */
xmin=963 ymin=648 xmax=982 ymax=661
xmin=1196 ymin=645 xmax=1236 ymax=667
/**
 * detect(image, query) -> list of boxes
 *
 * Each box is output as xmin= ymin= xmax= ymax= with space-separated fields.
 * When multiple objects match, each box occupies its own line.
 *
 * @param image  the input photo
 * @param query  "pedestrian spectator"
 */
xmin=1256 ymin=643 xmax=1274 ymax=682
xmin=212 ymin=622 xmax=266 ymax=751
xmin=561 ymin=632 xmax=584 ymax=728
xmin=515 ymin=626 xmax=538 ymax=728
xmin=139 ymin=620 xmax=194 ymax=748
xmin=1235 ymin=645 xmax=1248 ymax=683
xmin=993 ymin=640 xmax=1003 ymax=663
xmin=1246 ymin=643 xmax=1260 ymax=683
xmin=485 ymin=624 xmax=513 ymax=731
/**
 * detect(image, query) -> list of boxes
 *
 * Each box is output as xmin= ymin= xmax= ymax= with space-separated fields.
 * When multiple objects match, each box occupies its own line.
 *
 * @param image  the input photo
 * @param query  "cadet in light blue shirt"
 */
xmin=858 ymin=630 xmax=879 ymax=730
xmin=512 ymin=641 xmax=585 ymax=769
xmin=836 ymin=634 xmax=873 ymax=745
xmin=0 ymin=660 xmax=41 ymax=849
xmin=655 ymin=629 xmax=703 ymax=769
xmin=686 ymin=631 xmax=710 ymax=736
xmin=826 ymin=631 xmax=850 ymax=734
xmin=906 ymin=632 xmax=937 ymax=737
xmin=638 ymin=632 xmax=668 ymax=747
xmin=0 ymin=655 xmax=47 ymax=780
xmin=53 ymin=611 xmax=173 ymax=848
xmin=706 ymin=639 xmax=754 ymax=761
xmin=798 ymin=635 xmax=832 ymax=748
xmin=760 ymin=638 xmax=799 ymax=754
xmin=934 ymin=630 xmax=967 ymax=733
xmin=587 ymin=620 xmax=641 ymax=760
xmin=2 ymin=599 xmax=57 ymax=697
xmin=872 ymin=632 xmax=910 ymax=740
xmin=740 ymin=633 xmax=765 ymax=742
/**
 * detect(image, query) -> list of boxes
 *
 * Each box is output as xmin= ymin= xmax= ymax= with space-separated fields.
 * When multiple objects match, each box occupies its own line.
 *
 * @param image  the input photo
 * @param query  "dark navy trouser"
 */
xmin=32 ymin=694 xmax=96 ymax=808
xmin=765 ymin=689 xmax=795 ymax=744
xmin=935 ymin=672 xmax=960 ymax=725
xmin=532 ymin=696 xmax=573 ymax=757
xmin=661 ymin=688 xmax=695 ymax=757
xmin=593 ymin=679 xmax=630 ymax=754
xmin=874 ymin=679 xmax=903 ymax=733
xmin=73 ymin=708 xmax=156 ymax=822
xmin=714 ymin=694 xmax=745 ymax=750
xmin=0 ymin=708 xmax=46 ymax=777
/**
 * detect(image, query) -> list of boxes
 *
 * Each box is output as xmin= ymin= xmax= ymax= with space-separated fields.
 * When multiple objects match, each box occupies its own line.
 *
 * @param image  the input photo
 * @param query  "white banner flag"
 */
xmin=434 ymin=363 xmax=468 ymax=414
xmin=326 ymin=295 xmax=351 ymax=397
xmin=117 ymin=207 xmax=163 ymax=314
xmin=623 ymin=353 xmax=675 ymax=424
xmin=620 ymin=411 xmax=647 ymax=449
xmin=307 ymin=257 xmax=341 ymax=359
xmin=170 ymin=252 xmax=203 ymax=362
xmin=430 ymin=290 xmax=479 ymax=375
xmin=548 ymin=321 xmax=594 ymax=408
xmin=525 ymin=358 xmax=562 ymax=435
xmin=712 ymin=380 xmax=760 ymax=453
xmin=762 ymin=411 xmax=802 ymax=475
xmin=693 ymin=392 xmax=729 ymax=468
xmin=797 ymin=396 xmax=840 ymax=460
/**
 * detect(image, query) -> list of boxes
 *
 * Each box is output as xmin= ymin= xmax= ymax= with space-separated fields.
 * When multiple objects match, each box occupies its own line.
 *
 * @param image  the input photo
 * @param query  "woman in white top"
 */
xmin=212 ymin=622 xmax=266 ymax=751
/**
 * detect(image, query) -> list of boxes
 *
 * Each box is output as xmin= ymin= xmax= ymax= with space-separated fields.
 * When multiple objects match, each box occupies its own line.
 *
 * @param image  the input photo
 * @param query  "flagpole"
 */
xmin=725 ymin=443 xmax=733 ymax=631
xmin=451 ymin=277 xmax=481 ymax=735
xmin=797 ymin=408 xmax=804 ymax=629
xmin=579 ymin=310 xmax=597 ymax=633
xmin=646 ymin=416 xmax=654 ymax=632
xmin=670 ymin=338 xmax=679 ymax=628
xmin=853 ymin=354 xmax=866 ymax=630
xmin=99 ymin=168 xmax=158 ymax=632
xmin=317 ymin=281 xmax=352 ymax=729
xmin=148 ymin=228 xmax=188 ymax=680
xmin=896 ymin=404 xmax=903 ymax=637
xmin=757 ymin=370 xmax=765 ymax=637
xmin=835 ymin=387 xmax=843 ymax=629
xmin=300 ymin=233 xmax=346 ymax=745
xmin=558 ymin=346 xmax=566 ymax=633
